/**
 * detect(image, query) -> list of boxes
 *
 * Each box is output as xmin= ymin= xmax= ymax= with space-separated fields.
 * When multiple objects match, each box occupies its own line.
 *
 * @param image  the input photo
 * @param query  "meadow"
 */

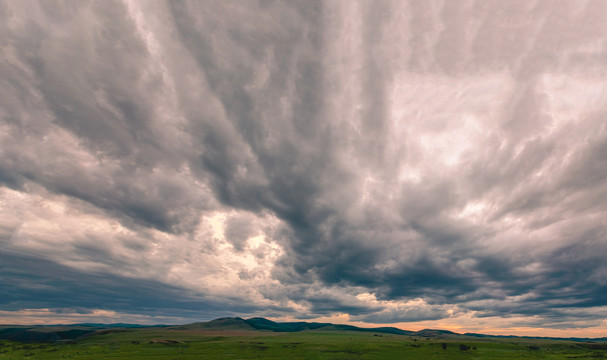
xmin=1 ymin=327 xmax=606 ymax=360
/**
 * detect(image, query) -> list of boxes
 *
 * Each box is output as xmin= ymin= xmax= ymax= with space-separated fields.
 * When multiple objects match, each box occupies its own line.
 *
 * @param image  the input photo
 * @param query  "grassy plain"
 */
xmin=1 ymin=328 xmax=606 ymax=359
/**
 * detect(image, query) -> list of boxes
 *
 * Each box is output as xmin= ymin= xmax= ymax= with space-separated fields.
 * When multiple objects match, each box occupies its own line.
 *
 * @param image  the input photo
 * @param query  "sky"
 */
xmin=1 ymin=0 xmax=607 ymax=337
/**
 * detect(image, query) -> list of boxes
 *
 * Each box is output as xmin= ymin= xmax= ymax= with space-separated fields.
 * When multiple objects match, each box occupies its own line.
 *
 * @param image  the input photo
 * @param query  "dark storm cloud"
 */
xmin=0 ymin=250 xmax=261 ymax=318
xmin=224 ymin=213 xmax=259 ymax=251
xmin=0 ymin=0 xmax=214 ymax=233
xmin=356 ymin=306 xmax=449 ymax=324
xmin=253 ymin=0 xmax=607 ymax=326
xmin=2 ymin=0 xmax=607 ymax=331
xmin=164 ymin=1 xmax=349 ymax=254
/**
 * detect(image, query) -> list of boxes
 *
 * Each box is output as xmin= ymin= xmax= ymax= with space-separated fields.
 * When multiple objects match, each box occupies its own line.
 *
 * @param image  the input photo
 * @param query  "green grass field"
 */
xmin=1 ymin=328 xmax=606 ymax=359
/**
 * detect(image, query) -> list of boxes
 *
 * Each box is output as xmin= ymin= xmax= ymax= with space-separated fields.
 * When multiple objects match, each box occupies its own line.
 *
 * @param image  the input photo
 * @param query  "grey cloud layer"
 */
xmin=1 ymin=0 xmax=607 ymax=329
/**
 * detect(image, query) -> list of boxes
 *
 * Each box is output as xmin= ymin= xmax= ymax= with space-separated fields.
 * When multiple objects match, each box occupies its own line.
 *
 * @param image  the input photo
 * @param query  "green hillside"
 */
xmin=1 ymin=326 xmax=606 ymax=360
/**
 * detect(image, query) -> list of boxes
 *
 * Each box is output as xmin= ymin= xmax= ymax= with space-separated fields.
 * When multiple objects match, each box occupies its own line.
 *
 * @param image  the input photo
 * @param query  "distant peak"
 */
xmin=212 ymin=317 xmax=243 ymax=321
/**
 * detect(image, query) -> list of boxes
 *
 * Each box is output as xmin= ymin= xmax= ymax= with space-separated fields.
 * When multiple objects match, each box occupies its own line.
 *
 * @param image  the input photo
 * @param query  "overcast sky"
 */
xmin=1 ymin=0 xmax=607 ymax=337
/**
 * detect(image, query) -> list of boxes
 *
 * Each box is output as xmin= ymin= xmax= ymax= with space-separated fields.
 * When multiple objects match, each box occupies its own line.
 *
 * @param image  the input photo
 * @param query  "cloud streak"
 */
xmin=1 ymin=0 xmax=606 ymax=335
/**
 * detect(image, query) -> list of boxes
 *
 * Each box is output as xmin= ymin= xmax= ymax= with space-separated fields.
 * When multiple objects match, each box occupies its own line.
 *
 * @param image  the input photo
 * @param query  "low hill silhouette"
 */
xmin=2 ymin=317 xmax=607 ymax=343
xmin=169 ymin=317 xmax=255 ymax=331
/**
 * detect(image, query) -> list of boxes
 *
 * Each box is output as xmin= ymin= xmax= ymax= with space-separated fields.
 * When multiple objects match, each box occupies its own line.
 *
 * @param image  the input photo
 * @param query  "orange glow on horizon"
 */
xmin=268 ymin=314 xmax=607 ymax=338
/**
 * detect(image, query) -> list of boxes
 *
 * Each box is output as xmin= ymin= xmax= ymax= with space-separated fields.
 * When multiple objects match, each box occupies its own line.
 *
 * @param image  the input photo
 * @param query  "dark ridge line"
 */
xmin=2 ymin=317 xmax=606 ymax=343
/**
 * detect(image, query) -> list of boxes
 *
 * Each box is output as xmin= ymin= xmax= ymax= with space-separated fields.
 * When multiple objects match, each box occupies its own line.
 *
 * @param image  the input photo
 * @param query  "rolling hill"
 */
xmin=2 ymin=317 xmax=606 ymax=343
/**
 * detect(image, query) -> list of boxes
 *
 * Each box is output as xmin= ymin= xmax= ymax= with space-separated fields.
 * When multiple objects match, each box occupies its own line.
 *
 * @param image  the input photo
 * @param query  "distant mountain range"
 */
xmin=1 ymin=317 xmax=606 ymax=343
xmin=170 ymin=317 xmax=415 ymax=335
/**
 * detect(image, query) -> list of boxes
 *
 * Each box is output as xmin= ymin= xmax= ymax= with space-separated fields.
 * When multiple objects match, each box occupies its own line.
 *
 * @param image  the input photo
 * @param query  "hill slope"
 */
xmin=2 ymin=317 xmax=607 ymax=343
xmin=170 ymin=317 xmax=256 ymax=331
xmin=243 ymin=317 xmax=413 ymax=335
